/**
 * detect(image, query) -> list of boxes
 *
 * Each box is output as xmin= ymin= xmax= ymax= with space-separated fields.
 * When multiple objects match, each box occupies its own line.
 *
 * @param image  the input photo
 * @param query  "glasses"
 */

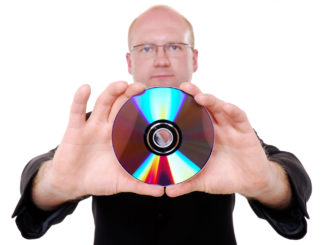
xmin=130 ymin=42 xmax=193 ymax=58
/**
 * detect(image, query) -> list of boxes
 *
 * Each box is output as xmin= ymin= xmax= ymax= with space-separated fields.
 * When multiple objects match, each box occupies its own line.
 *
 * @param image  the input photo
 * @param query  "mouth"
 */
xmin=150 ymin=75 xmax=174 ymax=79
xmin=147 ymin=77 xmax=180 ymax=88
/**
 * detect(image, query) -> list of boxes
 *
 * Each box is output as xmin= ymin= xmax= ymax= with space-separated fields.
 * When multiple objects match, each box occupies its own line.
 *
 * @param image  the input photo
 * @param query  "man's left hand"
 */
xmin=165 ymin=83 xmax=291 ymax=209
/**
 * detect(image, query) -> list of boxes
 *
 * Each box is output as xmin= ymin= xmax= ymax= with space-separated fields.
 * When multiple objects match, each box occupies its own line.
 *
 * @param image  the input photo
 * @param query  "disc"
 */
xmin=112 ymin=87 xmax=214 ymax=186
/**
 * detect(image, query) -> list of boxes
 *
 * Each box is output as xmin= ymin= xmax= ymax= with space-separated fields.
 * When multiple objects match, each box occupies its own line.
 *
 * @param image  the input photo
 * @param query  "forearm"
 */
xmin=32 ymin=160 xmax=72 ymax=211
xmin=246 ymin=160 xmax=292 ymax=210
xmin=247 ymin=141 xmax=311 ymax=239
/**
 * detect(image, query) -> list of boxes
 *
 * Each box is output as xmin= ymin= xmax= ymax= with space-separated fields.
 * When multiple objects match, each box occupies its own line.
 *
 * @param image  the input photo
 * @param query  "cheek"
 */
xmin=132 ymin=60 xmax=151 ymax=80
xmin=173 ymin=58 xmax=193 ymax=77
xmin=131 ymin=58 xmax=145 ymax=74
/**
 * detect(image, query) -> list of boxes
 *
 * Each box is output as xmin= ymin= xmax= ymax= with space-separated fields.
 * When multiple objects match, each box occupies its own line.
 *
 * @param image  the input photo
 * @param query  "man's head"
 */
xmin=126 ymin=5 xmax=198 ymax=88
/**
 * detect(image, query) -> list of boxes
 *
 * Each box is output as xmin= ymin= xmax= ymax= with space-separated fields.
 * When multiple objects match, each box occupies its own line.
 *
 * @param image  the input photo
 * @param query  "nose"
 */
xmin=153 ymin=47 xmax=171 ymax=67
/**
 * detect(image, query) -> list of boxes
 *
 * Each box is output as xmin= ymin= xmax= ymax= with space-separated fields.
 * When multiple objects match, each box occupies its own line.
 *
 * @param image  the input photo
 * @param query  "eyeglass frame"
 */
xmin=129 ymin=42 xmax=194 ymax=57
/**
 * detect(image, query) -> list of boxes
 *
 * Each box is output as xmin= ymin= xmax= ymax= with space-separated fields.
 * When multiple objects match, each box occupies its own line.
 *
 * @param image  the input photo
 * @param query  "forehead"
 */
xmin=130 ymin=9 xmax=191 ymax=46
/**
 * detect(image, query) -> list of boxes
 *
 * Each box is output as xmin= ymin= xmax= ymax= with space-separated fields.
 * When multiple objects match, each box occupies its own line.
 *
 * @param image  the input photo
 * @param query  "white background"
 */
xmin=1 ymin=0 xmax=325 ymax=244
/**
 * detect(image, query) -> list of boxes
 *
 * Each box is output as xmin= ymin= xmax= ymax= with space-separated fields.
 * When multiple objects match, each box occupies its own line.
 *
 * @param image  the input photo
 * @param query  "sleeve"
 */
xmin=248 ymin=135 xmax=312 ymax=239
xmin=12 ymin=112 xmax=92 ymax=239
xmin=12 ymin=148 xmax=81 ymax=239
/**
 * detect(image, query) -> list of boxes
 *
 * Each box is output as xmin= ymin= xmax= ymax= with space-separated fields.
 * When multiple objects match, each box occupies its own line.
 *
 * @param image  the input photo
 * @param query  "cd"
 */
xmin=112 ymin=87 xmax=214 ymax=186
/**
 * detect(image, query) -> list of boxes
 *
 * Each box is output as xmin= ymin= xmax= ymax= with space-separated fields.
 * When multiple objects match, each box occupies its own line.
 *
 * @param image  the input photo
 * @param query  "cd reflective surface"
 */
xmin=112 ymin=87 xmax=214 ymax=186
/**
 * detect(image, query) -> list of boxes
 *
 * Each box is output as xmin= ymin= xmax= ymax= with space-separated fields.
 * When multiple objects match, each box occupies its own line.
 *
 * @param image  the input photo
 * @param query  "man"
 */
xmin=13 ymin=5 xmax=311 ymax=245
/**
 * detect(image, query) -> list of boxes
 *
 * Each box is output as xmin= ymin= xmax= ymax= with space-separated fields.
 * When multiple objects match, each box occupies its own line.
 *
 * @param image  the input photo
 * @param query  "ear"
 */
xmin=126 ymin=53 xmax=132 ymax=75
xmin=192 ymin=49 xmax=198 ymax=72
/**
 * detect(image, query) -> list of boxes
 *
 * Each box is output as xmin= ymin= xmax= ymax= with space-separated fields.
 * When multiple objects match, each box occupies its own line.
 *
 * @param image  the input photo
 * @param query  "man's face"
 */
xmin=126 ymin=9 xmax=198 ymax=88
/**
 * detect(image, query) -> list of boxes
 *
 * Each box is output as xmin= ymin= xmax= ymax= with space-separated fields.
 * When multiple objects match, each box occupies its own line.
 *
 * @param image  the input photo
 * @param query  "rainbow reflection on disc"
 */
xmin=112 ymin=87 xmax=214 ymax=186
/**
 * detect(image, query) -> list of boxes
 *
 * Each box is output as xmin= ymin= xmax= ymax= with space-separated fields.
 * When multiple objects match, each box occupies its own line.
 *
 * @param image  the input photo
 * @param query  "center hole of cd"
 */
xmin=153 ymin=128 xmax=173 ymax=148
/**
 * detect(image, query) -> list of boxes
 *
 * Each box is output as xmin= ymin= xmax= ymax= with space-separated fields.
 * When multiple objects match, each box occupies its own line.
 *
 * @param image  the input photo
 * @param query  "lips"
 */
xmin=150 ymin=74 xmax=174 ymax=79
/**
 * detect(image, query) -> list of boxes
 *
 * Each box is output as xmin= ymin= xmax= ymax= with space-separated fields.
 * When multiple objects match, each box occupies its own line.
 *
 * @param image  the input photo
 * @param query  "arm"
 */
xmin=13 ymin=82 xmax=164 ymax=239
xmin=28 ymin=83 xmax=162 ymax=211
xmin=248 ymin=139 xmax=311 ymax=239
xmin=12 ymin=149 xmax=80 ymax=239
xmin=166 ymin=82 xmax=311 ymax=239
xmin=240 ymin=159 xmax=292 ymax=210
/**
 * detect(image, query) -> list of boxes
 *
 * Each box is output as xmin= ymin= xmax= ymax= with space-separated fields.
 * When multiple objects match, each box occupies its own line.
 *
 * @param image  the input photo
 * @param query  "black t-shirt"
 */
xmin=12 ymin=137 xmax=311 ymax=244
xmin=92 ymin=193 xmax=236 ymax=245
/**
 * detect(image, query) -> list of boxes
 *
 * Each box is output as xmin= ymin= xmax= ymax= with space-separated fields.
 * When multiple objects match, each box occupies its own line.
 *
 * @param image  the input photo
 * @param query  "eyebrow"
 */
xmin=132 ymin=42 xmax=190 ymax=48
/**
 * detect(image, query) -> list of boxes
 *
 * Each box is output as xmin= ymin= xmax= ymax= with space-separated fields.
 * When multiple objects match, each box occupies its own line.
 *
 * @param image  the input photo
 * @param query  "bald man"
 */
xmin=13 ymin=5 xmax=311 ymax=245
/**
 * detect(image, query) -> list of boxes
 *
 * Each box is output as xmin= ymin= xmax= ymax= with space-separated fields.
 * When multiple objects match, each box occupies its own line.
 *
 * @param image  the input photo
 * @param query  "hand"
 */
xmin=165 ymin=83 xmax=291 ymax=209
xmin=33 ymin=82 xmax=164 ymax=210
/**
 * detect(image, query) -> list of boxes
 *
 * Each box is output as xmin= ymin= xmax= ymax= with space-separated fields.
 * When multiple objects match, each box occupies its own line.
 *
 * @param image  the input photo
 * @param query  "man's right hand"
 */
xmin=32 ymin=82 xmax=165 ymax=210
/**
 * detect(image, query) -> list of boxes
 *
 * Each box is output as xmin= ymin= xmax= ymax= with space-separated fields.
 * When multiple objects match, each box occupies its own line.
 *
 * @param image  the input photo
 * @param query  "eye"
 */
xmin=141 ymin=45 xmax=154 ymax=53
xmin=168 ymin=44 xmax=182 ymax=51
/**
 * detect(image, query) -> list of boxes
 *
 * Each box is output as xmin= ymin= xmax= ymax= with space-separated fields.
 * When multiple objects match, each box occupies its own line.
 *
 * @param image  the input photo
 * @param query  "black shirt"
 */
xmin=12 ymin=137 xmax=311 ymax=244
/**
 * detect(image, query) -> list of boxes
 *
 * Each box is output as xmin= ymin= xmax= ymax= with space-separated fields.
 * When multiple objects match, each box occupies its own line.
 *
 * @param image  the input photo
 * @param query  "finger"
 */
xmin=108 ymin=82 xmax=147 ymax=121
xmin=90 ymin=81 xmax=128 ymax=123
xmin=68 ymin=84 xmax=91 ymax=128
xmin=195 ymin=93 xmax=225 ymax=114
xmin=223 ymin=103 xmax=247 ymax=123
xmin=179 ymin=82 xmax=201 ymax=97
xmin=194 ymin=93 xmax=228 ymax=125
xmin=165 ymin=179 xmax=198 ymax=197
xmin=119 ymin=176 xmax=165 ymax=197
xmin=122 ymin=82 xmax=147 ymax=99
xmin=130 ymin=181 xmax=165 ymax=197
xmin=222 ymin=103 xmax=251 ymax=131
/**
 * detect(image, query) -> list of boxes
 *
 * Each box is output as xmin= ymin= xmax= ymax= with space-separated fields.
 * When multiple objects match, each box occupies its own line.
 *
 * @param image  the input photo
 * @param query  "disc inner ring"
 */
xmin=144 ymin=120 xmax=182 ymax=156
xmin=153 ymin=128 xmax=173 ymax=148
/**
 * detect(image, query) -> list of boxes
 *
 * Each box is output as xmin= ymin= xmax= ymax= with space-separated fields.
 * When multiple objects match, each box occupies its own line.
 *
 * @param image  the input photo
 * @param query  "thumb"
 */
xmin=119 ymin=176 xmax=165 ymax=197
xmin=165 ymin=179 xmax=197 ymax=197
